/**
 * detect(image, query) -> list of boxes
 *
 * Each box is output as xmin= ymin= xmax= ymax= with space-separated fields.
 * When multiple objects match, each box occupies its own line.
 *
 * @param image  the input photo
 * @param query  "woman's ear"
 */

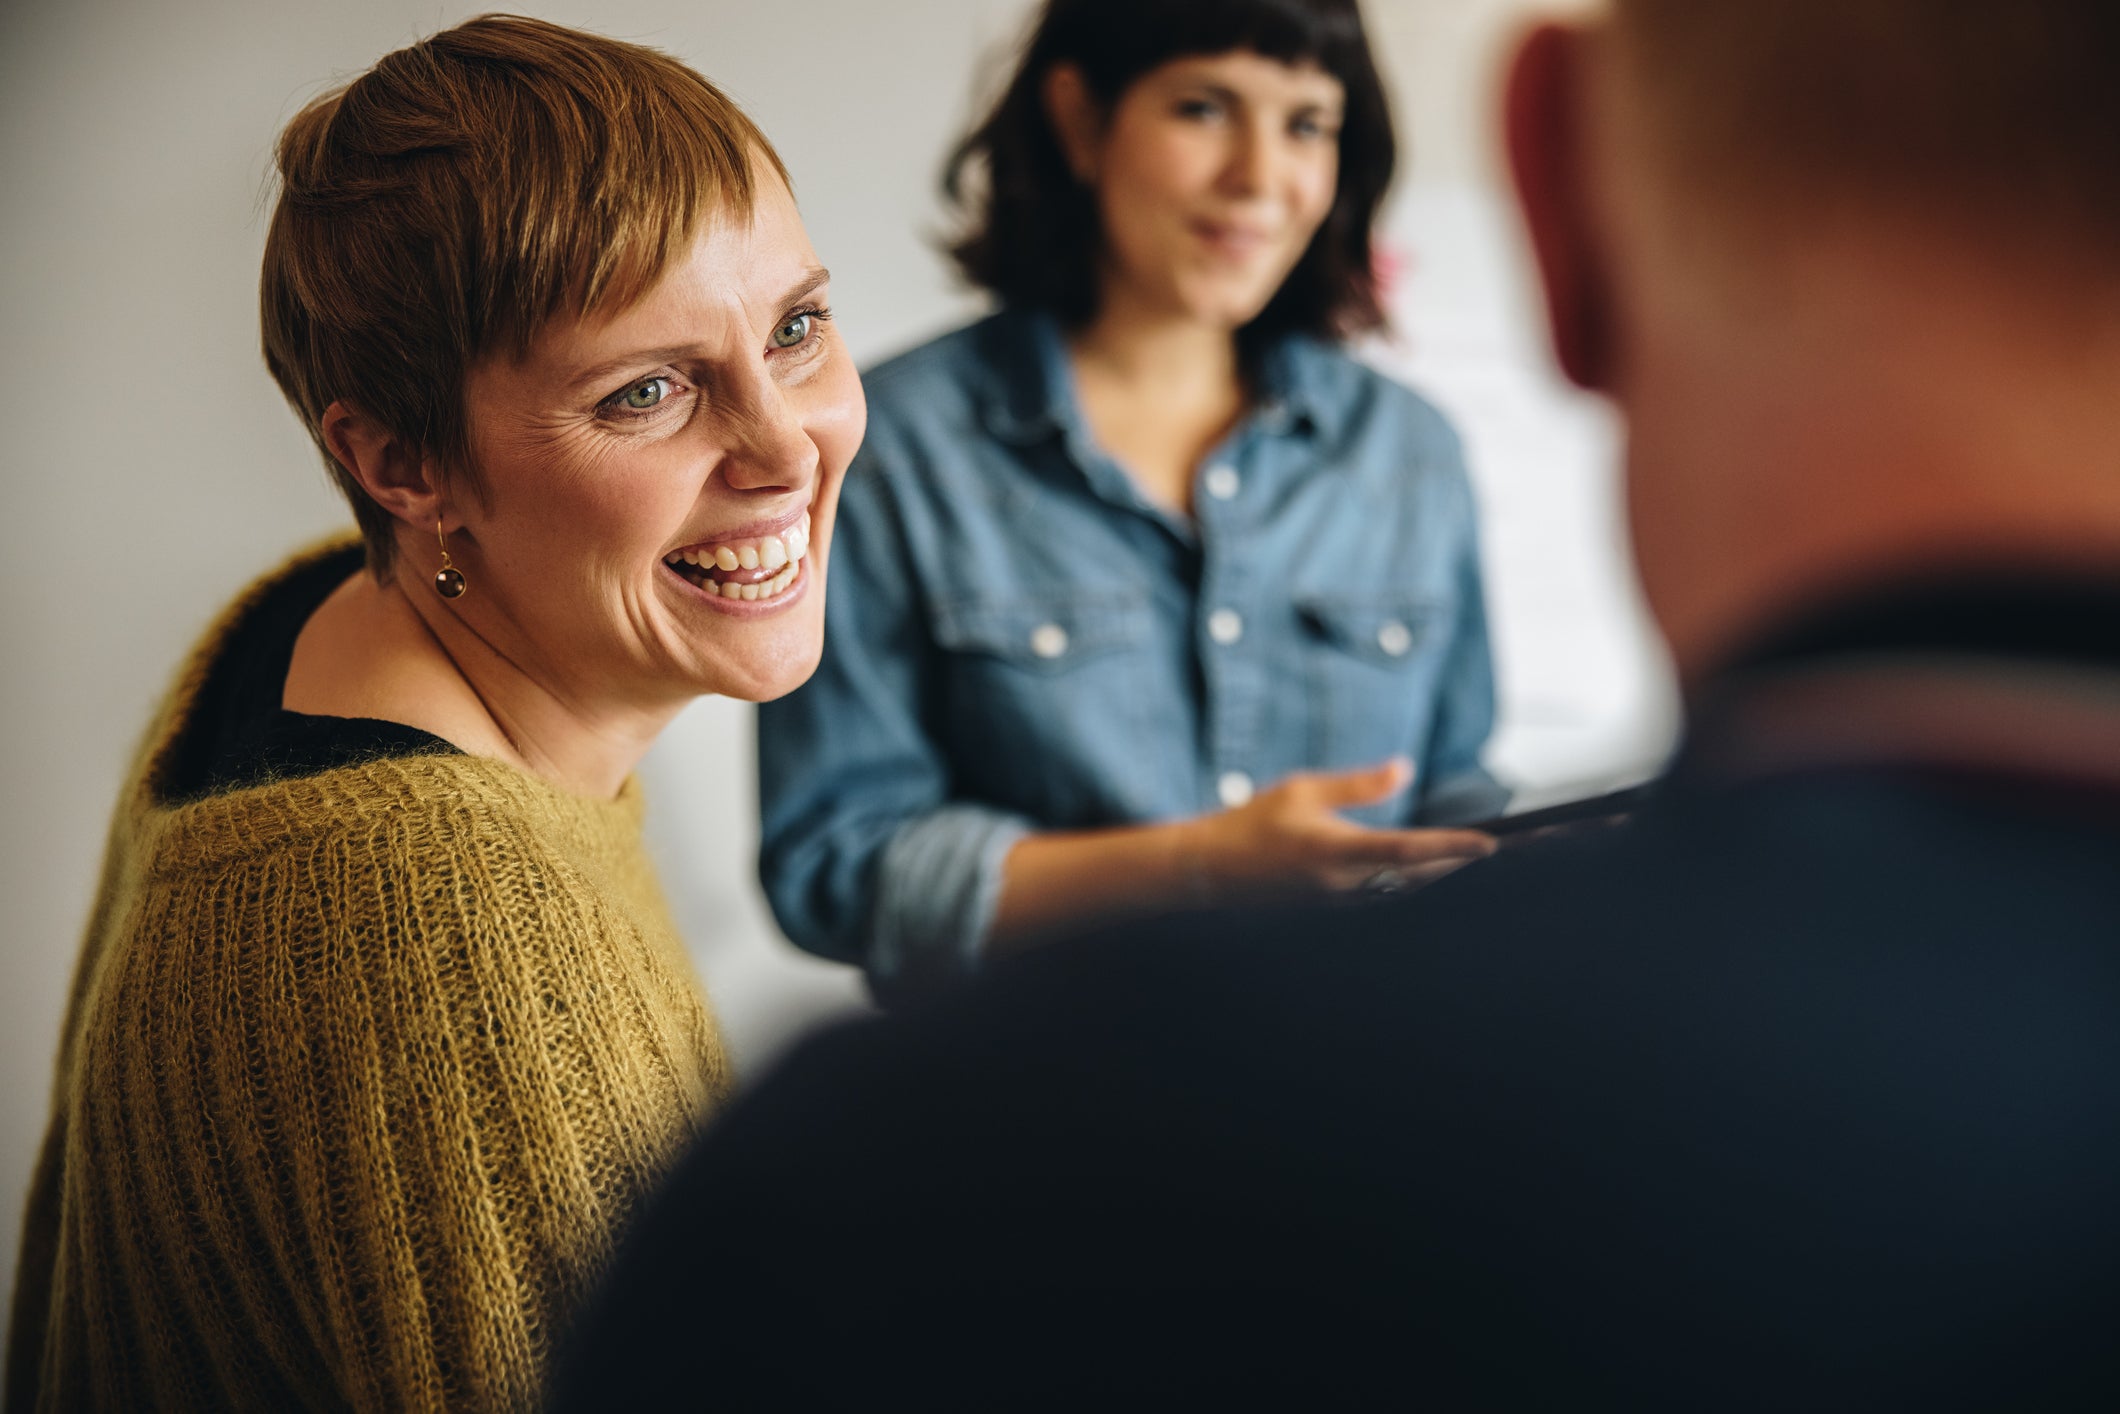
xmin=320 ymin=400 xmax=451 ymax=529
xmin=1506 ymin=23 xmax=1617 ymax=392
xmin=1042 ymin=64 xmax=1104 ymax=185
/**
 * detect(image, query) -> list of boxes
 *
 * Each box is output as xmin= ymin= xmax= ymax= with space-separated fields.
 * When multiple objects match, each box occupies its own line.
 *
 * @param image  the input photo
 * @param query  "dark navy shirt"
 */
xmin=758 ymin=310 xmax=1505 ymax=993
xmin=570 ymin=578 xmax=2120 ymax=1411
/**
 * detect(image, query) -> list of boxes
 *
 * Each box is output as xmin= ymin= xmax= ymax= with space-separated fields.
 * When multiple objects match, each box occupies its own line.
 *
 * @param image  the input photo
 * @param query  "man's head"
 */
xmin=1507 ymin=2 xmax=2120 ymax=681
xmin=1606 ymin=3 xmax=2120 ymax=250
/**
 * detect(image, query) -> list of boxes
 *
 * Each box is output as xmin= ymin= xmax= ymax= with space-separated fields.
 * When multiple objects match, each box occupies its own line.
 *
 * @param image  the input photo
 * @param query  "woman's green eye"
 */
xmin=772 ymin=313 xmax=812 ymax=349
xmin=622 ymin=378 xmax=668 ymax=410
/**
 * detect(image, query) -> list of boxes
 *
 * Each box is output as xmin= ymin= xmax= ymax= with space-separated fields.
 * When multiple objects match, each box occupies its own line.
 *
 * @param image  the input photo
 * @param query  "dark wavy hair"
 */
xmin=944 ymin=0 xmax=1397 ymax=348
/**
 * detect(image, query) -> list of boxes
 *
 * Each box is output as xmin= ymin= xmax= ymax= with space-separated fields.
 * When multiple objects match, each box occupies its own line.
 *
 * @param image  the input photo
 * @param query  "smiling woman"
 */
xmin=5 ymin=15 xmax=861 ymax=1412
xmin=758 ymin=0 xmax=1504 ymax=1001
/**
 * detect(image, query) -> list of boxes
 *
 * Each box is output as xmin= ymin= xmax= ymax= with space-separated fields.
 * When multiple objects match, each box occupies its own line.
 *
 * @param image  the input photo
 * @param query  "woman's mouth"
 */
xmin=1190 ymin=219 xmax=1274 ymax=260
xmin=663 ymin=512 xmax=811 ymax=603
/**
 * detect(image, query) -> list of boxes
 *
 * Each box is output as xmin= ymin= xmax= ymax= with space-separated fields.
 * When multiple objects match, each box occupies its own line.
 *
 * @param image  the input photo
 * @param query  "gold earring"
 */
xmin=433 ymin=518 xmax=467 ymax=599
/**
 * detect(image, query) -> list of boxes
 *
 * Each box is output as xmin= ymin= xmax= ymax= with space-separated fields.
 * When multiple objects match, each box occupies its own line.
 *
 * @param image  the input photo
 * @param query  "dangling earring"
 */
xmin=433 ymin=518 xmax=467 ymax=600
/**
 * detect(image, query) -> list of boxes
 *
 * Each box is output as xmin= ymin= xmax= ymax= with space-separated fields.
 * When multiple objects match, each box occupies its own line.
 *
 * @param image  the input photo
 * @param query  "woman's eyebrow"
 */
xmin=569 ymin=345 xmax=707 ymax=393
xmin=1176 ymin=81 xmax=1243 ymax=106
xmin=779 ymin=266 xmax=831 ymax=308
xmin=564 ymin=268 xmax=833 ymax=394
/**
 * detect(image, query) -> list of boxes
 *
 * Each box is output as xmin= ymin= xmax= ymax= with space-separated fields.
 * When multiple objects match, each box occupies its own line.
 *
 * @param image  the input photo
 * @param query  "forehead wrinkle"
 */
xmin=553 ymin=279 xmax=761 ymax=393
xmin=647 ymin=189 xmax=823 ymax=325
xmin=732 ymin=265 xmax=831 ymax=332
xmin=524 ymin=187 xmax=827 ymax=397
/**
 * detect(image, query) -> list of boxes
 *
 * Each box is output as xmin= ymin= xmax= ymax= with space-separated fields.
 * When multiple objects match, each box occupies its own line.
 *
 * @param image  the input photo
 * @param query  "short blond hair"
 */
xmin=261 ymin=14 xmax=788 ymax=574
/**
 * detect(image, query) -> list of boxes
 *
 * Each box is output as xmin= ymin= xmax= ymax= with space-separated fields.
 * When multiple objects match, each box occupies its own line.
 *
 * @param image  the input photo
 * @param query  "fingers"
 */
xmin=1289 ymin=757 xmax=1416 ymax=812
xmin=1213 ymin=765 xmax=1497 ymax=903
xmin=1312 ymin=825 xmax=1497 ymax=870
xmin=1314 ymin=839 xmax=1500 ymax=894
xmin=1386 ymin=828 xmax=1498 ymax=865
xmin=1348 ymin=855 xmax=1485 ymax=894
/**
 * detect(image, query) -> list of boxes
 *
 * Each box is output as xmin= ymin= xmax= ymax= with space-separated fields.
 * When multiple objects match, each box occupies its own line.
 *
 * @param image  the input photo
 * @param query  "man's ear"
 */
xmin=1506 ymin=23 xmax=1616 ymax=392
xmin=320 ymin=400 xmax=451 ymax=531
xmin=1042 ymin=64 xmax=1104 ymax=185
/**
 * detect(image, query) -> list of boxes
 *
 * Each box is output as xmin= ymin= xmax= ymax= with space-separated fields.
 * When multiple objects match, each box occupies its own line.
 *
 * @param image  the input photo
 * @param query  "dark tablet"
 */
xmin=1472 ymin=783 xmax=1655 ymax=847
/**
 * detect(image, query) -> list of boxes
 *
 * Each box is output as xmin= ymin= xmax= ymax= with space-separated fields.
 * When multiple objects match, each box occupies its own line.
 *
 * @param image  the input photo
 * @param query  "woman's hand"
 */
xmin=1173 ymin=758 xmax=1497 ymax=904
xmin=993 ymin=758 xmax=1497 ymax=950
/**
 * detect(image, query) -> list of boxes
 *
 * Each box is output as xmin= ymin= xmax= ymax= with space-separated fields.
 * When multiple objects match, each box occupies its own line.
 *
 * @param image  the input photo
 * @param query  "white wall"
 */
xmin=1367 ymin=3 xmax=1671 ymax=799
xmin=0 ymin=0 xmax=1673 ymax=1318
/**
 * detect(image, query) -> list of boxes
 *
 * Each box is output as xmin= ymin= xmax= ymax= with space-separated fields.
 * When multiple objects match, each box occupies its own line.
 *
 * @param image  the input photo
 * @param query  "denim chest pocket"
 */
xmin=1296 ymin=593 xmax=1450 ymax=785
xmin=931 ymin=595 xmax=1150 ymax=671
xmin=927 ymin=593 xmax=1162 ymax=823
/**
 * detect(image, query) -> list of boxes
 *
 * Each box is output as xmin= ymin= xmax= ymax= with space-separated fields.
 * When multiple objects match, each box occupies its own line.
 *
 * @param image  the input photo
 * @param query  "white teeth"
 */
xmin=674 ymin=555 xmax=801 ymax=602
xmin=671 ymin=513 xmax=813 ymax=593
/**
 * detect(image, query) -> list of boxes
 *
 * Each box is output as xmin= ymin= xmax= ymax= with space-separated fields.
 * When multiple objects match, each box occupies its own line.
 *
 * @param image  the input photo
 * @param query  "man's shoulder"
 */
xmin=576 ymin=766 xmax=2120 ymax=1406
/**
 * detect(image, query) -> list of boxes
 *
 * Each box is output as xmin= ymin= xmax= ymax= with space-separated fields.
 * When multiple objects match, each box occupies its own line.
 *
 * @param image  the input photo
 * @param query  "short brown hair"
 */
xmin=261 ymin=14 xmax=786 ymax=574
xmin=1610 ymin=2 xmax=2120 ymax=251
xmin=944 ymin=0 xmax=1397 ymax=354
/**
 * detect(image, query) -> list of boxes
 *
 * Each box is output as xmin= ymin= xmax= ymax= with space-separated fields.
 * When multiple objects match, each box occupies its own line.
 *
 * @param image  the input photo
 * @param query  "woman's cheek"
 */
xmin=808 ymin=359 xmax=869 ymax=478
xmin=1300 ymin=158 xmax=1340 ymax=231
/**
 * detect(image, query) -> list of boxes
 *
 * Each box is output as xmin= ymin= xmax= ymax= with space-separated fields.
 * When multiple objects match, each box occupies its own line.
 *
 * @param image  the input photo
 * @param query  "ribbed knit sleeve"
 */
xmin=16 ymin=759 xmax=727 ymax=1413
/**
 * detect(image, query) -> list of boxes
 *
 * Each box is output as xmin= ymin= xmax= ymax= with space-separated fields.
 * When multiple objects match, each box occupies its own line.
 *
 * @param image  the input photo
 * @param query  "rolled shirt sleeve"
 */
xmin=869 ymin=805 xmax=1033 ymax=1001
xmin=760 ymin=457 xmax=1034 ymax=1000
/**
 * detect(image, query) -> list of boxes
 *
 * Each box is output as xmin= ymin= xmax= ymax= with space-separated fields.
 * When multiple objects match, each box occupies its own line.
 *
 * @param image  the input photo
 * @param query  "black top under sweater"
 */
xmin=162 ymin=543 xmax=458 ymax=801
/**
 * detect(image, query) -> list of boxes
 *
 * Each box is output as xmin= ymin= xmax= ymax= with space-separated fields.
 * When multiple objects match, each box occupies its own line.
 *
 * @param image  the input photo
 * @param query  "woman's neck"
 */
xmin=284 ymin=567 xmax=678 ymax=800
xmin=1068 ymin=295 xmax=1247 ymax=515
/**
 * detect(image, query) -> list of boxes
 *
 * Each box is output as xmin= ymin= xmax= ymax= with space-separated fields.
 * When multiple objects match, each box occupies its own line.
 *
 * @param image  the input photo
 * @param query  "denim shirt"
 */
xmin=758 ymin=309 xmax=1507 ymax=996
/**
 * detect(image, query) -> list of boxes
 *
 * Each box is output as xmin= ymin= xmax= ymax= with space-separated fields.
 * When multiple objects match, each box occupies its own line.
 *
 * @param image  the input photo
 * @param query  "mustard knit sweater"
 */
xmin=6 ymin=545 xmax=731 ymax=1411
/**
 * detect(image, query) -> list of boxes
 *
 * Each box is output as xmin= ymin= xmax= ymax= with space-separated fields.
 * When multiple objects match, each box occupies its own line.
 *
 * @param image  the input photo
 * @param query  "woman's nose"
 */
xmin=715 ymin=385 xmax=819 ymax=494
xmin=1219 ymin=124 xmax=1278 ymax=197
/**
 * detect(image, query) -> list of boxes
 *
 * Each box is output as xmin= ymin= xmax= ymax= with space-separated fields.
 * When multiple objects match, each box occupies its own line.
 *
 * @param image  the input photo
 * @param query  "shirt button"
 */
xmin=1217 ymin=771 xmax=1255 ymax=809
xmin=1203 ymin=464 xmax=1241 ymax=501
xmin=1376 ymin=619 xmax=1414 ymax=657
xmin=1030 ymin=623 xmax=1069 ymax=660
xmin=1207 ymin=608 xmax=1244 ymax=646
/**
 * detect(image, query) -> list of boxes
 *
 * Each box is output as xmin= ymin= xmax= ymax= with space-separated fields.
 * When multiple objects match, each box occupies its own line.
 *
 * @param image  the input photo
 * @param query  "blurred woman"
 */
xmin=6 ymin=17 xmax=862 ymax=1410
xmin=760 ymin=0 xmax=1501 ymax=999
